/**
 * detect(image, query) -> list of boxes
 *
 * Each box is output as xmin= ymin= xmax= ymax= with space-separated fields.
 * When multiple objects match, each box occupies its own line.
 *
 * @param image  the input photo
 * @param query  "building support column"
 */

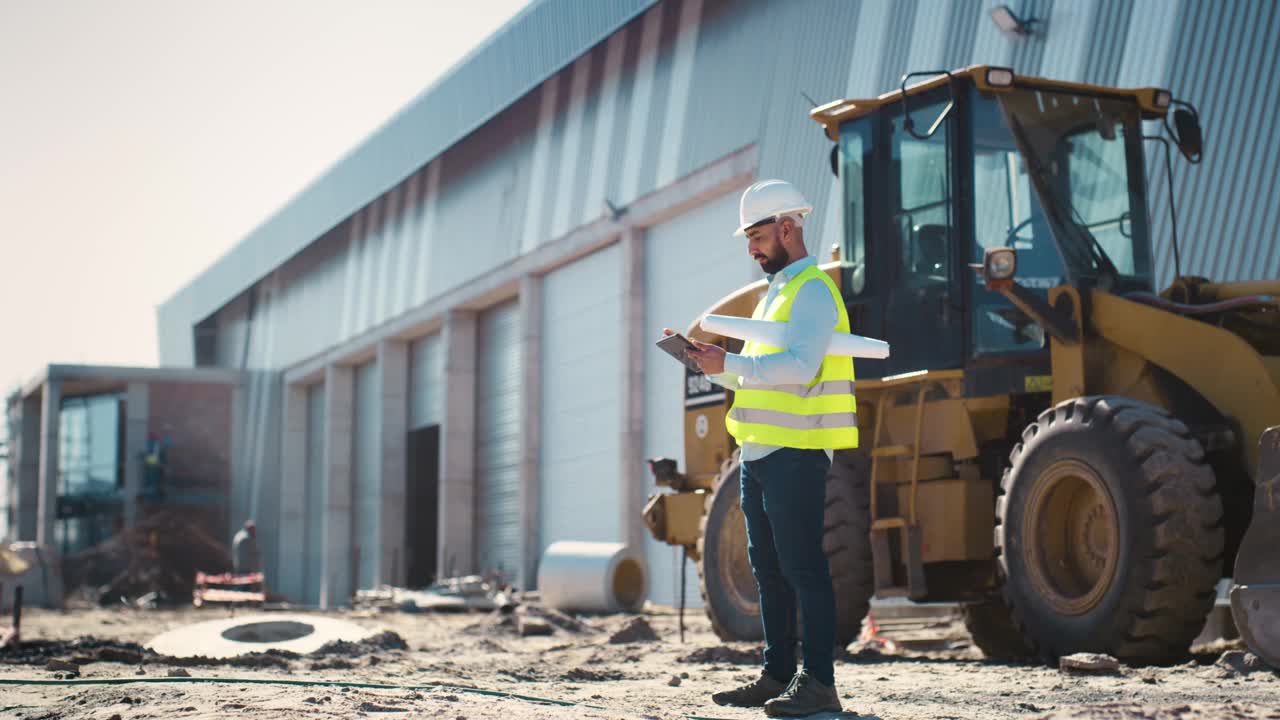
xmin=518 ymin=275 xmax=543 ymax=591
xmin=121 ymin=382 xmax=149 ymax=529
xmin=36 ymin=380 xmax=61 ymax=548
xmin=620 ymin=230 xmax=647 ymax=554
xmin=228 ymin=382 xmax=248 ymax=550
xmin=319 ymin=365 xmax=354 ymax=609
xmin=439 ymin=311 xmax=477 ymax=579
xmin=377 ymin=340 xmax=409 ymax=587
xmin=277 ymin=382 xmax=308 ymax=601
xmin=15 ymin=395 xmax=41 ymax=541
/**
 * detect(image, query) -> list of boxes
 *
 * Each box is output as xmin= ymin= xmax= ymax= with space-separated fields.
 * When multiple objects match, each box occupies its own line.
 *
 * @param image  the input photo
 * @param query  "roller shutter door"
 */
xmin=475 ymin=301 xmax=523 ymax=585
xmin=539 ymin=245 xmax=624 ymax=555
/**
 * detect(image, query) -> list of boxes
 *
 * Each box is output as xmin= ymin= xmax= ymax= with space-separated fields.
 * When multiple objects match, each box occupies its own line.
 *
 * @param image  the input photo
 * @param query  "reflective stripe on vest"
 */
xmin=724 ymin=265 xmax=859 ymax=450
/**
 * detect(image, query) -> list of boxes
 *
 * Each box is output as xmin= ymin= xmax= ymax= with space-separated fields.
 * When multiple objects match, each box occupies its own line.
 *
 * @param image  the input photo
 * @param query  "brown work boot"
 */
xmin=764 ymin=669 xmax=842 ymax=717
xmin=711 ymin=671 xmax=788 ymax=707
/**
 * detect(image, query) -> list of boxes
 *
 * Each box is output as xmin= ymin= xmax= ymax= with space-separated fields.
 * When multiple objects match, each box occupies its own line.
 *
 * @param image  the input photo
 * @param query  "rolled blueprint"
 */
xmin=699 ymin=314 xmax=891 ymax=359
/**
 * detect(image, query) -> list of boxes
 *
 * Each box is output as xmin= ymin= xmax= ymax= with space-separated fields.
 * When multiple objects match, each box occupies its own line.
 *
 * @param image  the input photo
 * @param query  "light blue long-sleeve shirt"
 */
xmin=709 ymin=255 xmax=838 ymax=461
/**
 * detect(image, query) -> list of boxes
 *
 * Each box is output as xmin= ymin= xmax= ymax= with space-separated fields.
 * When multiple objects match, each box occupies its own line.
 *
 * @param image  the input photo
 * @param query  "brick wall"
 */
xmin=147 ymin=381 xmax=233 ymax=541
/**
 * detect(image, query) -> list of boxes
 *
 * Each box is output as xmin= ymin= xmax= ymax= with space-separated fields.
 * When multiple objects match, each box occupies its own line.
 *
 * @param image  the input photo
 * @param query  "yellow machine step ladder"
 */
xmin=868 ymin=384 xmax=929 ymax=600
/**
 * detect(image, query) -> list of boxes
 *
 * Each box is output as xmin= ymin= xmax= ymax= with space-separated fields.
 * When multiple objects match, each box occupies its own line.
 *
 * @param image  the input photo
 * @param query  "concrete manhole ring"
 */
xmin=147 ymin=614 xmax=377 ymax=659
xmin=220 ymin=620 xmax=315 ymax=643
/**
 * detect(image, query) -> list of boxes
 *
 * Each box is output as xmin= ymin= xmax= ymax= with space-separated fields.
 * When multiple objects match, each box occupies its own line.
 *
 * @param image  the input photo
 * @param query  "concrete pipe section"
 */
xmin=538 ymin=541 xmax=648 ymax=613
xmin=147 ymin=614 xmax=376 ymax=659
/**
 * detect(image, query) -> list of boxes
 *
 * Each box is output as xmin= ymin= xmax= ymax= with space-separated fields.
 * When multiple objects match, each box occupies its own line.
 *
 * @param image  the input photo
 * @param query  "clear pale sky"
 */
xmin=0 ymin=0 xmax=530 ymax=398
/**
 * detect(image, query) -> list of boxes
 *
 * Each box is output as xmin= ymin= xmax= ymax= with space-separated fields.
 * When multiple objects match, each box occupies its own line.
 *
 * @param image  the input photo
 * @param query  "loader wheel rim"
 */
xmin=720 ymin=500 xmax=759 ymax=614
xmin=1023 ymin=459 xmax=1119 ymax=616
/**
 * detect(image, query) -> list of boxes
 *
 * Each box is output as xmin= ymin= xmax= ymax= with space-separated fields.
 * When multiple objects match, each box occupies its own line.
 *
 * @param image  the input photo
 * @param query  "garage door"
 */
xmin=643 ymin=189 xmax=757 ymax=607
xmin=539 ymin=245 xmax=624 ymax=555
xmin=475 ymin=301 xmax=523 ymax=586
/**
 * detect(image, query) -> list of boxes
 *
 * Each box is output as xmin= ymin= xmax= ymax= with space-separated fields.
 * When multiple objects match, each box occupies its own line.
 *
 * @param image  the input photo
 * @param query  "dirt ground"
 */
xmin=2 ymin=604 xmax=1278 ymax=720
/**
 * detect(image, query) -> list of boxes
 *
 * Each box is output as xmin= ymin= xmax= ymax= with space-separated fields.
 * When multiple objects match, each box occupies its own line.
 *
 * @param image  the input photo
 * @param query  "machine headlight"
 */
xmin=984 ymin=247 xmax=1018 ymax=288
xmin=986 ymin=67 xmax=1015 ymax=88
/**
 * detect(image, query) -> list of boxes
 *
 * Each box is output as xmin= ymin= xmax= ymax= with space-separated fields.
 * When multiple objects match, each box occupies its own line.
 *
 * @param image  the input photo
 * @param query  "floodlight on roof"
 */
xmin=990 ymin=4 xmax=1039 ymax=38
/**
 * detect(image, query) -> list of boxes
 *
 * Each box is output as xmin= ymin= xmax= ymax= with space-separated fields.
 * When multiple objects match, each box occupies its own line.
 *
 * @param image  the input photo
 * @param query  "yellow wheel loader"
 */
xmin=642 ymin=66 xmax=1280 ymax=666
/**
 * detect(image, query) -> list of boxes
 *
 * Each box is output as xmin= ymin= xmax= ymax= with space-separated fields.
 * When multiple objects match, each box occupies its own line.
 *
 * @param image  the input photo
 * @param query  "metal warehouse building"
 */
xmin=7 ymin=0 xmax=1279 ymax=608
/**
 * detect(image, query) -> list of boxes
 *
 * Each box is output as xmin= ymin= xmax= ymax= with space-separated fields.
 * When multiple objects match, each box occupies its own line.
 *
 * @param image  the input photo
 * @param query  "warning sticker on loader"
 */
xmin=1025 ymin=374 xmax=1053 ymax=392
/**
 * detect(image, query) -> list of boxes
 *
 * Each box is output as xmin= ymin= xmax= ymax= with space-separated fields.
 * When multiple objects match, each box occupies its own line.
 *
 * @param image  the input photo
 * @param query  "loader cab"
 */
xmin=832 ymin=70 xmax=1158 ymax=383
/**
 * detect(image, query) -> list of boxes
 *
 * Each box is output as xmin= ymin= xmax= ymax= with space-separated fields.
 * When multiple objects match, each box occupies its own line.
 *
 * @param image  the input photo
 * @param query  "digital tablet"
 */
xmin=656 ymin=332 xmax=704 ymax=373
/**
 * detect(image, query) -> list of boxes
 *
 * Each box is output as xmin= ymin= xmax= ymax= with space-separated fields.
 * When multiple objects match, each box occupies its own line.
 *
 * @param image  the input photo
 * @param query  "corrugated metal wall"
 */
xmin=1157 ymin=0 xmax=1280 ymax=282
xmin=475 ymin=301 xmax=523 ymax=585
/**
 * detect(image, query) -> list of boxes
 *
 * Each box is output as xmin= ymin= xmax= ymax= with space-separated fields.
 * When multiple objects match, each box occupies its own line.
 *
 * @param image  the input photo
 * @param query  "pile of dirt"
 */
xmin=62 ymin=511 xmax=232 ymax=605
xmin=0 ymin=638 xmax=149 ymax=666
xmin=608 ymin=617 xmax=659 ymax=644
xmin=0 ymin=636 xmax=299 ymax=670
xmin=0 ymin=630 xmax=408 ymax=671
xmin=162 ymin=650 xmax=298 ymax=670
xmin=677 ymin=645 xmax=759 ymax=665
xmin=311 ymin=630 xmax=408 ymax=656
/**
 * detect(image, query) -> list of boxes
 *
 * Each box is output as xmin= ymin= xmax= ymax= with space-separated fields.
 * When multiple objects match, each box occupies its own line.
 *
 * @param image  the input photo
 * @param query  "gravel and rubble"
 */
xmin=0 ymin=605 xmax=1276 ymax=720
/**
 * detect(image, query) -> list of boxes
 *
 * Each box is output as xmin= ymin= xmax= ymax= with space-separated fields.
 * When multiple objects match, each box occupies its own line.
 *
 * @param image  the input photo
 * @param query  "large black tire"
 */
xmin=963 ymin=594 xmax=1035 ymax=660
xmin=824 ymin=450 xmax=875 ymax=647
xmin=996 ymin=396 xmax=1224 ymax=665
xmin=696 ymin=450 xmax=873 ymax=647
xmin=698 ymin=452 xmax=763 ymax=641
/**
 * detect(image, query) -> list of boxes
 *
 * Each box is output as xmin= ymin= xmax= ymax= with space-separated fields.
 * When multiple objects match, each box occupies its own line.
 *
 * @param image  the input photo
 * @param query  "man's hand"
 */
xmin=663 ymin=328 xmax=727 ymax=375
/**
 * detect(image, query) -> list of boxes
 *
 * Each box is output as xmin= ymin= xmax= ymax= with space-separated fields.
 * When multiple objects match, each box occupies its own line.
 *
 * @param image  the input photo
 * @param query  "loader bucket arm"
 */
xmin=1088 ymin=291 xmax=1280 ymax=474
xmin=1231 ymin=427 xmax=1280 ymax=669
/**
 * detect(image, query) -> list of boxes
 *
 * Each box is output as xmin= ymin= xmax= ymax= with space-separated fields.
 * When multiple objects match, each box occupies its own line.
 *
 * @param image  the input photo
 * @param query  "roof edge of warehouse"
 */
xmin=157 ymin=0 xmax=659 ymax=332
xmin=13 ymin=364 xmax=244 ymax=401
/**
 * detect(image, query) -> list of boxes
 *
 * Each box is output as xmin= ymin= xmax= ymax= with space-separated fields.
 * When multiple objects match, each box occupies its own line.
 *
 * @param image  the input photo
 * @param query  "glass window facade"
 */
xmin=55 ymin=393 xmax=123 ymax=554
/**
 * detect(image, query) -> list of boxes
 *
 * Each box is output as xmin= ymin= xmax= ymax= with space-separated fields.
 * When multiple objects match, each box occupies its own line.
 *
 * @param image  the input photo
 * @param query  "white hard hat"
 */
xmin=734 ymin=179 xmax=813 ymax=236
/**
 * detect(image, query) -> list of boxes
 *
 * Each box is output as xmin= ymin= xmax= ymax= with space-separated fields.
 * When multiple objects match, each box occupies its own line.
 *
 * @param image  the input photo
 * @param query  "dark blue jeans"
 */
xmin=740 ymin=447 xmax=835 ymax=686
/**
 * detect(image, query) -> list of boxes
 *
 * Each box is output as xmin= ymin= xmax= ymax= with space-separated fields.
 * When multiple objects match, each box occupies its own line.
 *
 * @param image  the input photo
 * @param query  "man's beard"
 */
xmin=760 ymin=247 xmax=791 ymax=275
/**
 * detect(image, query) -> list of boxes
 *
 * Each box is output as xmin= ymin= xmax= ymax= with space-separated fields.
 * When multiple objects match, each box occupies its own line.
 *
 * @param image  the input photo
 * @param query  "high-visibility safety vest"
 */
xmin=724 ymin=265 xmax=859 ymax=450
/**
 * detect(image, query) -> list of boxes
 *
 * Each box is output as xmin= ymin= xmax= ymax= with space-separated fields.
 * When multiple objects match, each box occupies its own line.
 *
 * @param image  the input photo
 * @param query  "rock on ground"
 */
xmin=1060 ymin=653 xmax=1122 ymax=674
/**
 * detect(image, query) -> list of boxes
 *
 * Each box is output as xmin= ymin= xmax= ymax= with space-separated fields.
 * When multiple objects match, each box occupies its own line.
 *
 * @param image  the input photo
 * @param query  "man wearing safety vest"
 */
xmin=679 ymin=179 xmax=856 ymax=717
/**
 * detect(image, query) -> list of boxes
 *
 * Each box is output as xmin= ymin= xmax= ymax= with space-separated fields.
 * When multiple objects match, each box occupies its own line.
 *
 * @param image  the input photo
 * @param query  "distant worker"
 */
xmin=232 ymin=520 xmax=261 ymax=575
xmin=143 ymin=433 xmax=168 ymax=499
xmin=667 ymin=179 xmax=857 ymax=717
